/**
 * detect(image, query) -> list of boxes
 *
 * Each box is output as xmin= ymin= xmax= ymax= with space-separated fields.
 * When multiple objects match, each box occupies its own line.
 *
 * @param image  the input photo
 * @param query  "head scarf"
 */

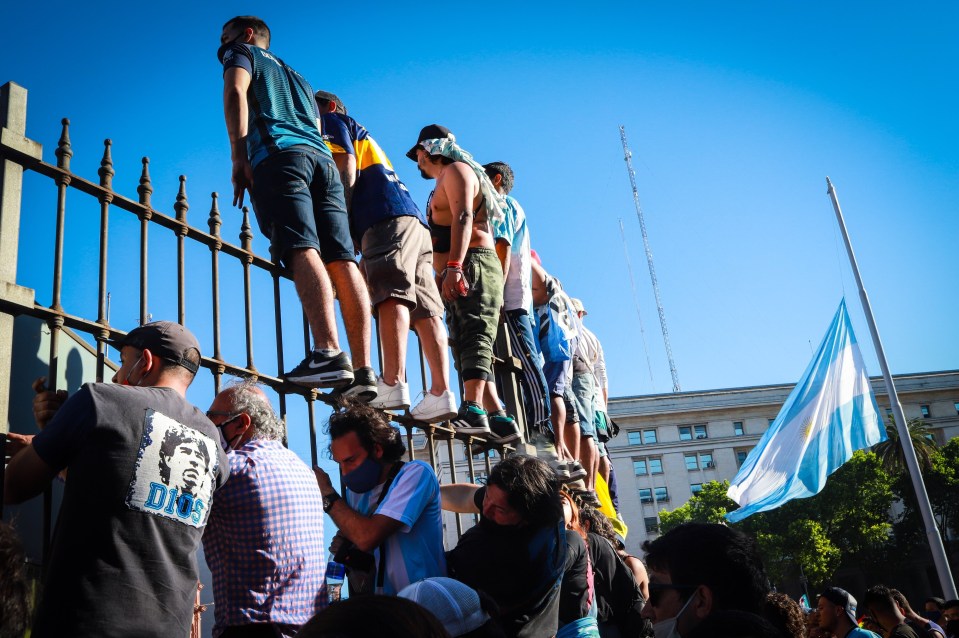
xmin=420 ymin=137 xmax=506 ymax=224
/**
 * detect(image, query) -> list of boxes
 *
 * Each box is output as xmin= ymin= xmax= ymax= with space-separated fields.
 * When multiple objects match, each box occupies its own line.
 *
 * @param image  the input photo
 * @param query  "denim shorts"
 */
xmin=250 ymin=146 xmax=354 ymax=266
xmin=572 ymin=372 xmax=596 ymax=437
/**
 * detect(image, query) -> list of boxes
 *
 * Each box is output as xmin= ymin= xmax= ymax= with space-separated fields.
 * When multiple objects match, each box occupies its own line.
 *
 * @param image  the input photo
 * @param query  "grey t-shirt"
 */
xmin=32 ymin=383 xmax=228 ymax=637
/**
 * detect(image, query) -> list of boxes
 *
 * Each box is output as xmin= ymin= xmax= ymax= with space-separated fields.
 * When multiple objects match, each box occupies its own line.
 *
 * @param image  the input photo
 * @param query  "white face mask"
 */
xmin=122 ymin=355 xmax=146 ymax=387
xmin=652 ymin=590 xmax=698 ymax=638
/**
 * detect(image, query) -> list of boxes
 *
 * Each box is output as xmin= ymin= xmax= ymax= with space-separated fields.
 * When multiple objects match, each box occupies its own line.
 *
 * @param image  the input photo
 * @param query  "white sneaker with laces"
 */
xmin=410 ymin=390 xmax=458 ymax=423
xmin=367 ymin=377 xmax=410 ymax=411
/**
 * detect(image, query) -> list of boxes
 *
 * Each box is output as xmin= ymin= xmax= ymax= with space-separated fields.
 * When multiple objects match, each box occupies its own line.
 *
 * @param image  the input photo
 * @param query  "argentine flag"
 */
xmin=726 ymin=299 xmax=886 ymax=522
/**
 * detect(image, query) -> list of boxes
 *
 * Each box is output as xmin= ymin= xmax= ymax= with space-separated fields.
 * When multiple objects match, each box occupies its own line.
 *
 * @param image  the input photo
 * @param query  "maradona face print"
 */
xmin=126 ymin=409 xmax=219 ymax=527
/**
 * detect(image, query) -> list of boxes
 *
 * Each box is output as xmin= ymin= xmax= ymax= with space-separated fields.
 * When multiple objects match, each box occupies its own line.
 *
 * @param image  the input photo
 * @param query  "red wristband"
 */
xmin=447 ymin=261 xmax=462 ymax=268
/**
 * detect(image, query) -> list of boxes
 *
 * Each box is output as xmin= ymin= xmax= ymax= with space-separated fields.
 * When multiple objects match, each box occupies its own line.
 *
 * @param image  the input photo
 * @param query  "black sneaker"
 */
xmin=489 ymin=413 xmax=521 ymax=444
xmin=339 ymin=366 xmax=378 ymax=403
xmin=284 ymin=350 xmax=353 ymax=388
xmin=451 ymin=402 xmax=491 ymax=436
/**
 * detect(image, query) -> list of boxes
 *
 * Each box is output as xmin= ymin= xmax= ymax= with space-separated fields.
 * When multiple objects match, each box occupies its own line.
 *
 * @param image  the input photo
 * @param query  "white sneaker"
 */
xmin=410 ymin=390 xmax=458 ymax=423
xmin=367 ymin=377 xmax=410 ymax=411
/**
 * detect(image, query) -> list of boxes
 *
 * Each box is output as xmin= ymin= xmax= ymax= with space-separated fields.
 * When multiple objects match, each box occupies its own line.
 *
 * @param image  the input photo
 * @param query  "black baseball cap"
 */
xmin=820 ymin=587 xmax=859 ymax=626
xmin=406 ymin=124 xmax=453 ymax=160
xmin=314 ymin=90 xmax=347 ymax=114
xmin=111 ymin=321 xmax=201 ymax=374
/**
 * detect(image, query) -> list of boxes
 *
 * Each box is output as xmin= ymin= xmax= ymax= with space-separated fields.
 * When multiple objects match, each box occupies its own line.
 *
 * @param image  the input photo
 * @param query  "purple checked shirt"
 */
xmin=203 ymin=438 xmax=326 ymax=637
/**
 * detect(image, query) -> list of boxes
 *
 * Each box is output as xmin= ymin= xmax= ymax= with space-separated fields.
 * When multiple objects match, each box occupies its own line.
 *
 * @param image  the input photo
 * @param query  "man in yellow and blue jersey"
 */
xmin=315 ymin=92 xmax=456 ymax=423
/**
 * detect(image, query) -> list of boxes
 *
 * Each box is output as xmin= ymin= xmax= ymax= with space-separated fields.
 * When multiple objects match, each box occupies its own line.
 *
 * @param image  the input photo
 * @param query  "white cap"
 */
xmin=398 ymin=577 xmax=490 ymax=637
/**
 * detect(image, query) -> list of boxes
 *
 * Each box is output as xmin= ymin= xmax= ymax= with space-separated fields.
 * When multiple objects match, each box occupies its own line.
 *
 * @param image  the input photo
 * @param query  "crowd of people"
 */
xmin=1 ymin=13 xmax=956 ymax=638
xmin=219 ymin=14 xmax=618 ymax=504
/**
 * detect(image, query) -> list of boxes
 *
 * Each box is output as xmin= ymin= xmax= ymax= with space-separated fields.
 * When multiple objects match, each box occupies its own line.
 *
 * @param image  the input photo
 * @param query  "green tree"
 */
xmin=659 ymin=480 xmax=738 ymax=534
xmin=873 ymin=416 xmax=938 ymax=474
xmin=755 ymin=520 xmax=841 ymax=591
xmin=926 ymin=438 xmax=959 ymax=535
xmin=891 ymin=437 xmax=959 ymax=560
xmin=656 ymin=451 xmax=896 ymax=588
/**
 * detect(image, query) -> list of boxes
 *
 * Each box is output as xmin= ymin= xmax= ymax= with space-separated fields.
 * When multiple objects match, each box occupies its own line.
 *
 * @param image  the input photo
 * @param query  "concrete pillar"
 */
xmin=0 ymin=82 xmax=42 ymax=434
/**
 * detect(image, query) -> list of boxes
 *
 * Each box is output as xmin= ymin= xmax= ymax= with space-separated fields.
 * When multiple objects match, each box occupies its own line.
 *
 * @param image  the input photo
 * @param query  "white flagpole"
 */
xmin=826 ymin=177 xmax=956 ymax=598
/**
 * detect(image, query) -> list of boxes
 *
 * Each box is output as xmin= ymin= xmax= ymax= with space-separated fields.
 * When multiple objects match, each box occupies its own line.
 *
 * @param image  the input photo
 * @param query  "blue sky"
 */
xmin=3 ymin=0 xmax=956 ymax=624
xmin=5 ymin=3 xmax=957 ymax=454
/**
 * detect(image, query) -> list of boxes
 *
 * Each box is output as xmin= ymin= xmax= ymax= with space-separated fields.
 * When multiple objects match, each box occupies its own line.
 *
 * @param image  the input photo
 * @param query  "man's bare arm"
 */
xmin=443 ymin=164 xmax=474 ymax=265
xmin=440 ymin=164 xmax=477 ymax=301
xmin=495 ymin=238 xmax=511 ymax=276
xmin=4 ymin=445 xmax=57 ymax=505
xmin=531 ymin=260 xmax=549 ymax=306
xmin=325 ymin=500 xmax=404 ymax=553
xmin=223 ymin=67 xmax=253 ymax=207
xmin=440 ymin=483 xmax=481 ymax=514
xmin=332 ymin=152 xmax=357 ymax=213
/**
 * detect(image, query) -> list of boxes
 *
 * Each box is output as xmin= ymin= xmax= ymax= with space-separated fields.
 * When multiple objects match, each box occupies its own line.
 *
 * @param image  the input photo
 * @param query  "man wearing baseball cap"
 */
xmin=408 ymin=124 xmax=511 ymax=436
xmin=5 ymin=321 xmax=229 ymax=637
xmin=819 ymin=587 xmax=881 ymax=638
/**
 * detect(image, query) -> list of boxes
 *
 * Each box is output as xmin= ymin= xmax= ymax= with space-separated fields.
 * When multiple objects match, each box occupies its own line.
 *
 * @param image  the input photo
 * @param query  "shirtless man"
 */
xmin=407 ymin=125 xmax=507 ymax=435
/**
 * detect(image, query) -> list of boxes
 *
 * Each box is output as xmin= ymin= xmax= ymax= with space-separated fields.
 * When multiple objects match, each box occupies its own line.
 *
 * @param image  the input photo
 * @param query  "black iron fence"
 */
xmin=0 ymin=81 xmax=529 ymax=558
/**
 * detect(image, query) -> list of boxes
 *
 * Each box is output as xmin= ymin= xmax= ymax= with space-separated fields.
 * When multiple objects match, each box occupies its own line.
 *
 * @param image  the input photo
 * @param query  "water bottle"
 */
xmin=325 ymin=558 xmax=345 ymax=604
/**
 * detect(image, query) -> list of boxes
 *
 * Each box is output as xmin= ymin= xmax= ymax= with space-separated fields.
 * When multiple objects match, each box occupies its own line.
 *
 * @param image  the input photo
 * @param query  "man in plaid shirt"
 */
xmin=203 ymin=380 xmax=327 ymax=638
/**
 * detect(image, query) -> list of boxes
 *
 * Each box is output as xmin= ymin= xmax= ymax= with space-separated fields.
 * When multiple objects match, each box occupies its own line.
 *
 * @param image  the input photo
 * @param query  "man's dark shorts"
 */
xmin=250 ymin=145 xmax=354 ymax=266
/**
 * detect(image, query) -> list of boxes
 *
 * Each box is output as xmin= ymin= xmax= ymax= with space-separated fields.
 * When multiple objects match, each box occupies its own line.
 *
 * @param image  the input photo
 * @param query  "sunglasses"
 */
xmin=647 ymin=583 xmax=698 ymax=607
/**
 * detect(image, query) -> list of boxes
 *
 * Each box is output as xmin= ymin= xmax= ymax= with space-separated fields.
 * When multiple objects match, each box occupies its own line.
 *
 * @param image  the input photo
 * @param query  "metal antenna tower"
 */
xmin=618 ymin=218 xmax=657 ymax=391
xmin=619 ymin=125 xmax=681 ymax=392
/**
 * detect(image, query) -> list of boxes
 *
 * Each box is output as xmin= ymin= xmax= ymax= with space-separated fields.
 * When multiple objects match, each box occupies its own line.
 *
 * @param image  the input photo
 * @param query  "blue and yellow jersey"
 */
xmin=221 ymin=43 xmax=329 ymax=168
xmin=321 ymin=112 xmax=426 ymax=242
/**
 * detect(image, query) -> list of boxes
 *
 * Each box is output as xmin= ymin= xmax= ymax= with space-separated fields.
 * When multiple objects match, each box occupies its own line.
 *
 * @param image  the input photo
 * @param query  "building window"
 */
xmin=633 ymin=459 xmax=648 ymax=476
xmin=736 ymin=450 xmax=749 ymax=467
xmin=700 ymin=453 xmax=715 ymax=470
xmin=654 ymin=487 xmax=669 ymax=503
xmin=920 ymin=404 xmax=931 ymax=418
xmin=686 ymin=452 xmax=715 ymax=470
xmin=627 ymin=431 xmax=642 ymax=446
xmin=694 ymin=425 xmax=708 ymax=439
xmin=644 ymin=516 xmax=660 ymax=533
xmin=649 ymin=458 xmax=664 ymax=474
xmin=643 ymin=429 xmax=658 ymax=445
xmin=639 ymin=488 xmax=653 ymax=504
xmin=679 ymin=426 xmax=692 ymax=441
xmin=734 ymin=421 xmax=744 ymax=436
xmin=691 ymin=483 xmax=703 ymax=495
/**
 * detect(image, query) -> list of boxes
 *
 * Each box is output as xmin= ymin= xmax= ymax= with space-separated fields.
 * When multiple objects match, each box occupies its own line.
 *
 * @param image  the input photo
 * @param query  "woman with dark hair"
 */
xmin=559 ymin=491 xmax=599 ymax=637
xmin=577 ymin=504 xmax=649 ymax=637
xmin=443 ymin=455 xmax=568 ymax=638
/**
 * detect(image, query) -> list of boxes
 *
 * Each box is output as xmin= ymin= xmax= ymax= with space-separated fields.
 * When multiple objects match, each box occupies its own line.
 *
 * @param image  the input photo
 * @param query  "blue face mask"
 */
xmin=343 ymin=457 xmax=383 ymax=493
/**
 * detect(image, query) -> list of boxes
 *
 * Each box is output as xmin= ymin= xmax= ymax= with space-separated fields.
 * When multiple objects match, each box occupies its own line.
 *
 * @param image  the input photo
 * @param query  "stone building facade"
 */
xmin=605 ymin=370 xmax=959 ymax=556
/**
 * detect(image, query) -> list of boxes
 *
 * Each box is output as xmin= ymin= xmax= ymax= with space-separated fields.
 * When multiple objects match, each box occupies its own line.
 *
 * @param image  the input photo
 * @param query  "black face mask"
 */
xmin=217 ymin=33 xmax=245 ymax=64
xmin=479 ymin=515 xmax=521 ymax=535
xmin=945 ymin=619 xmax=959 ymax=636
